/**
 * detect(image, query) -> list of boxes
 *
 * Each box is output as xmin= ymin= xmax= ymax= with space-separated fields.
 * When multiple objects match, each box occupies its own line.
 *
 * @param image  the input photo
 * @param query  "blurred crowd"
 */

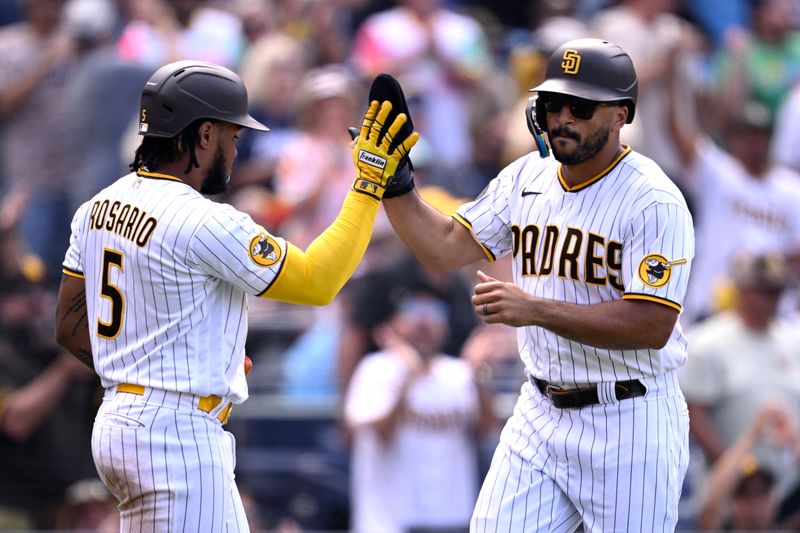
xmin=2 ymin=0 xmax=800 ymax=530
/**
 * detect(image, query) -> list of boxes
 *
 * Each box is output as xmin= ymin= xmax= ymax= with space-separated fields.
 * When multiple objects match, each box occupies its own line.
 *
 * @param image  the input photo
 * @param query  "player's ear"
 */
xmin=613 ymin=104 xmax=628 ymax=129
xmin=197 ymin=121 xmax=215 ymax=149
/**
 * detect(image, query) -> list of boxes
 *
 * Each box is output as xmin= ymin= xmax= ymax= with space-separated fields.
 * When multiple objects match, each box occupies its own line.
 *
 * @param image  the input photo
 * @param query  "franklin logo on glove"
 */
xmin=358 ymin=150 xmax=387 ymax=168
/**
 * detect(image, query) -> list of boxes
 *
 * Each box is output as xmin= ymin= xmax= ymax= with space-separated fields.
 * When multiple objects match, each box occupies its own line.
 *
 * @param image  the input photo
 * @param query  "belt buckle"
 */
xmin=545 ymin=384 xmax=567 ymax=398
xmin=219 ymin=403 xmax=233 ymax=424
xmin=197 ymin=394 xmax=222 ymax=413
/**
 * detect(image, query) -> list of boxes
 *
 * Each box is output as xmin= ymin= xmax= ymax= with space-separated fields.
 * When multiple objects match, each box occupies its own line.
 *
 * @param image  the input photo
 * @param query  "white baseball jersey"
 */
xmin=455 ymin=146 xmax=694 ymax=386
xmin=63 ymin=170 xmax=288 ymax=532
xmin=63 ymin=170 xmax=287 ymax=401
xmin=683 ymin=139 xmax=800 ymax=323
xmin=455 ymin=147 xmax=694 ymax=532
xmin=345 ymin=352 xmax=480 ymax=533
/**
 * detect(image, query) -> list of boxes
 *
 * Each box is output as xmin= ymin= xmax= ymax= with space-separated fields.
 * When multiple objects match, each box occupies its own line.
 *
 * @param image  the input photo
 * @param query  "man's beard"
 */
xmin=200 ymin=145 xmax=230 ymax=195
xmin=550 ymin=124 xmax=611 ymax=165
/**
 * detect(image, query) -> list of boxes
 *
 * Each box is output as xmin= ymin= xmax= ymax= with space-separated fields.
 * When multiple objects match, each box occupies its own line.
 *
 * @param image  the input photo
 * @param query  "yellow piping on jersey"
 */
xmin=558 ymin=145 xmax=631 ymax=192
xmin=452 ymin=213 xmax=496 ymax=262
xmin=62 ymin=267 xmax=85 ymax=279
xmin=137 ymin=169 xmax=185 ymax=183
xmin=622 ymin=293 xmax=682 ymax=312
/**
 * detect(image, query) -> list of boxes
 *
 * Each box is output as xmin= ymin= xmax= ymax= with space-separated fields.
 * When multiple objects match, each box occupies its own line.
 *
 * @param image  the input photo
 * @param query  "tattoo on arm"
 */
xmin=65 ymin=289 xmax=88 ymax=336
xmin=59 ymin=287 xmax=93 ymax=369
xmin=76 ymin=347 xmax=94 ymax=370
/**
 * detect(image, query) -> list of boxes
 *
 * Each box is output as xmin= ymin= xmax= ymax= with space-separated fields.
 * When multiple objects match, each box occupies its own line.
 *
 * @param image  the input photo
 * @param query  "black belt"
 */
xmin=531 ymin=376 xmax=647 ymax=409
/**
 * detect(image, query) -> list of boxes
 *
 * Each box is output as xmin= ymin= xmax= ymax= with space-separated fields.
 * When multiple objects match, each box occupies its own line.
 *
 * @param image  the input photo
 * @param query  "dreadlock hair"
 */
xmin=129 ymin=118 xmax=219 ymax=174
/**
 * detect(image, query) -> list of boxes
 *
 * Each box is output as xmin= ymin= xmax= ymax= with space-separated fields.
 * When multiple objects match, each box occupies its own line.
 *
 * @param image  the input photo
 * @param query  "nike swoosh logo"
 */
xmin=521 ymin=190 xmax=542 ymax=197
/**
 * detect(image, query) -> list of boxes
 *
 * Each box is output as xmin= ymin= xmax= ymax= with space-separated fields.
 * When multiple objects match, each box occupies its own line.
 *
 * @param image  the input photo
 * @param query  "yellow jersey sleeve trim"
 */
xmin=558 ymin=145 xmax=632 ymax=192
xmin=137 ymin=170 xmax=184 ymax=183
xmin=62 ymin=267 xmax=85 ymax=279
xmin=452 ymin=213 xmax=496 ymax=263
xmin=622 ymin=293 xmax=682 ymax=312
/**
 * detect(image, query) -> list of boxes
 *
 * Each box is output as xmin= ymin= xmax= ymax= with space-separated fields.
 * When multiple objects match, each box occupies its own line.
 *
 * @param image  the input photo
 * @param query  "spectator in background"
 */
xmin=679 ymin=253 xmax=800 ymax=500
xmin=50 ymin=478 xmax=119 ymax=531
xmin=0 ymin=0 xmax=77 ymax=286
xmin=338 ymin=252 xmax=478 ymax=401
xmin=458 ymin=322 xmax=522 ymax=396
xmin=684 ymin=0 xmax=750 ymax=50
xmin=667 ymin=43 xmax=800 ymax=323
xmin=0 ymin=228 xmax=98 ymax=528
xmin=234 ymin=0 xmax=277 ymax=48
xmin=591 ymin=0 xmax=704 ymax=182
xmin=234 ymin=31 xmax=308 ymax=197
xmin=61 ymin=0 xmax=152 ymax=211
xmin=713 ymin=0 xmax=800 ymax=120
xmin=501 ymin=0 xmax=588 ymax=165
xmin=695 ymin=402 xmax=799 ymax=530
xmin=269 ymin=64 xmax=362 ymax=249
xmin=350 ymin=0 xmax=492 ymax=196
xmin=279 ymin=0 xmax=362 ymax=66
xmin=344 ymin=281 xmax=495 ymax=533
xmin=769 ymin=79 xmax=800 ymax=175
xmin=116 ymin=0 xmax=244 ymax=69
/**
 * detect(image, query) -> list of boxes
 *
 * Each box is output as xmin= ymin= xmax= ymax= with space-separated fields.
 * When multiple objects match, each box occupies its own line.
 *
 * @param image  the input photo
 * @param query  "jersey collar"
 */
xmin=137 ymin=169 xmax=185 ymax=183
xmin=557 ymin=145 xmax=631 ymax=193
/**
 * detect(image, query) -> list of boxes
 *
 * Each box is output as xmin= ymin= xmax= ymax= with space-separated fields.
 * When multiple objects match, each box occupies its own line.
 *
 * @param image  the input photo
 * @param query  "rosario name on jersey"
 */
xmin=455 ymin=147 xmax=695 ymax=386
xmin=62 ymin=171 xmax=288 ymax=403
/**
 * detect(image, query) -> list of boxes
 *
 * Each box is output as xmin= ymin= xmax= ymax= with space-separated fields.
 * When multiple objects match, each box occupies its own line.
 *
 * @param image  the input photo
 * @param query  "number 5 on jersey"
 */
xmin=98 ymin=248 xmax=124 ymax=339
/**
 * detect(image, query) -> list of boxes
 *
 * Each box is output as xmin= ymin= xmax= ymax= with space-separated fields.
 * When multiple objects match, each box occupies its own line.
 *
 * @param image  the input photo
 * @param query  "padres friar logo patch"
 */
xmin=249 ymin=233 xmax=281 ymax=267
xmin=561 ymin=49 xmax=581 ymax=75
xmin=638 ymin=254 xmax=687 ymax=288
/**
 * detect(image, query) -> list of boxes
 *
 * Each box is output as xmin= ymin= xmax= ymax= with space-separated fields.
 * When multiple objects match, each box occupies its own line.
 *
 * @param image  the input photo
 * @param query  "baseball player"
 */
xmin=53 ymin=61 xmax=417 ymax=532
xmin=382 ymin=39 xmax=695 ymax=531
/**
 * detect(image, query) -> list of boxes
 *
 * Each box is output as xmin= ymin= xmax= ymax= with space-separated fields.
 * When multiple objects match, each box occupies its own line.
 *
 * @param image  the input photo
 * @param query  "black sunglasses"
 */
xmin=540 ymin=93 xmax=619 ymax=120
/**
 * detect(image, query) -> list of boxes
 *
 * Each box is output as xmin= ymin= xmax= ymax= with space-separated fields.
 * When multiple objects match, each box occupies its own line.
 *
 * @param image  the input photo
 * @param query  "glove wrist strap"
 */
xmin=382 ymin=175 xmax=415 ymax=198
xmin=351 ymin=178 xmax=385 ymax=200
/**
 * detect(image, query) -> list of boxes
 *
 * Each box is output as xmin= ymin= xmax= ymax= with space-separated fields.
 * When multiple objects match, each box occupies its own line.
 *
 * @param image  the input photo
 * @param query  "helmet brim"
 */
xmin=232 ymin=114 xmax=270 ymax=132
xmin=530 ymin=79 xmax=628 ymax=103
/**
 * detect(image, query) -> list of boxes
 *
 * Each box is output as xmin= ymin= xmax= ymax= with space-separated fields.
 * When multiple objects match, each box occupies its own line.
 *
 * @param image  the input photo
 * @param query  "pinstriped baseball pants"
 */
xmin=471 ymin=372 xmax=689 ymax=533
xmin=91 ymin=387 xmax=249 ymax=532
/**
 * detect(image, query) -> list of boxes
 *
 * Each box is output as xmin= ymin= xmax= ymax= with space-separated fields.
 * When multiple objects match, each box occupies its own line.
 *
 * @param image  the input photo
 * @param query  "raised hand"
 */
xmin=351 ymin=100 xmax=419 ymax=200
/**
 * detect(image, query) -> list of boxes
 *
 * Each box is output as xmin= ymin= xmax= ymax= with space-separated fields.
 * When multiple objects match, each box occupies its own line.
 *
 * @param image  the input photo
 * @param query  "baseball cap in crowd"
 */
xmin=727 ymin=100 xmax=773 ymax=132
xmin=533 ymin=16 xmax=588 ymax=56
xmin=733 ymin=455 xmax=776 ymax=498
xmin=730 ymin=252 xmax=789 ymax=290
xmin=295 ymin=65 xmax=356 ymax=111
xmin=62 ymin=0 xmax=116 ymax=42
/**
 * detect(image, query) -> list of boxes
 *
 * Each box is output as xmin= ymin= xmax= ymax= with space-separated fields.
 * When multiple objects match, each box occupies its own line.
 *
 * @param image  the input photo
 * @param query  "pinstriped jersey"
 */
xmin=454 ymin=147 xmax=694 ymax=386
xmin=62 ymin=171 xmax=287 ymax=402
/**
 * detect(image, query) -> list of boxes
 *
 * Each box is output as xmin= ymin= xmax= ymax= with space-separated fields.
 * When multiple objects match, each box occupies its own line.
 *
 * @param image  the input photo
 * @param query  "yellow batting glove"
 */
xmin=352 ymin=100 xmax=419 ymax=200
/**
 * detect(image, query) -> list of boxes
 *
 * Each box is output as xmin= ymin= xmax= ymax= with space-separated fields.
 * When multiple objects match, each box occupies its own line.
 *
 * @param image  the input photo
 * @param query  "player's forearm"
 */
xmin=263 ymin=190 xmax=379 ymax=305
xmin=383 ymin=190 xmax=484 ymax=273
xmin=1 ymin=360 xmax=77 ymax=442
xmin=475 ymin=386 xmax=497 ymax=437
xmin=697 ymin=432 xmax=758 ymax=529
xmin=0 ymin=53 xmax=59 ymax=115
xmin=54 ymin=275 xmax=95 ymax=370
xmin=532 ymin=299 xmax=677 ymax=350
xmin=665 ymin=49 xmax=698 ymax=169
xmin=687 ymin=404 xmax=725 ymax=462
xmin=372 ymin=379 xmax=413 ymax=444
